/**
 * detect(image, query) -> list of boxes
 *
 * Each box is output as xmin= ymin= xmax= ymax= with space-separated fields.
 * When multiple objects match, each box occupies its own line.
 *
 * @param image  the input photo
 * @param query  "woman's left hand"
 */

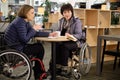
xmin=65 ymin=33 xmax=71 ymax=37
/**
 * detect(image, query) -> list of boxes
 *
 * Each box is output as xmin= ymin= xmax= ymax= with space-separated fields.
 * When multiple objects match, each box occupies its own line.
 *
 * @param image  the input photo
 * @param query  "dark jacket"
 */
xmin=5 ymin=17 xmax=49 ymax=51
xmin=58 ymin=17 xmax=83 ymax=47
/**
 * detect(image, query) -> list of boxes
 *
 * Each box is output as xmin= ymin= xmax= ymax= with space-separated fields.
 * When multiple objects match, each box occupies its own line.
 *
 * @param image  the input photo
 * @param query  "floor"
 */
xmin=42 ymin=42 xmax=120 ymax=80
xmin=0 ymin=42 xmax=120 ymax=80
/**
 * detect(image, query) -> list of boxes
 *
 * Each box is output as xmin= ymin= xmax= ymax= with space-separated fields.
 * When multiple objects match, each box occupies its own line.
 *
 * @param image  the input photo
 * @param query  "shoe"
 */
xmin=60 ymin=66 xmax=71 ymax=78
xmin=60 ymin=70 xmax=71 ymax=78
xmin=56 ymin=68 xmax=62 ymax=75
xmin=34 ymin=72 xmax=47 ymax=80
xmin=56 ymin=64 xmax=62 ymax=75
xmin=47 ymin=68 xmax=62 ymax=76
xmin=0 ymin=64 xmax=3 ymax=74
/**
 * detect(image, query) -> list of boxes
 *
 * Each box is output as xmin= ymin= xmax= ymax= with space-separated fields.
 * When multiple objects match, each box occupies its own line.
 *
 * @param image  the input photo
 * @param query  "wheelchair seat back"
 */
xmin=79 ymin=28 xmax=86 ymax=43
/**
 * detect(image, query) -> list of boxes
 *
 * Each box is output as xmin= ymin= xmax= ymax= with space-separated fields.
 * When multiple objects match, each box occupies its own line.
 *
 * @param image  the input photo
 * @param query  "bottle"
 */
xmin=106 ymin=0 xmax=110 ymax=10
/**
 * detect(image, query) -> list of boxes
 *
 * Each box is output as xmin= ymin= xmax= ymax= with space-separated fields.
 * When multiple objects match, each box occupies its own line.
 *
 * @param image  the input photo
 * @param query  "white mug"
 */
xmin=55 ymin=31 xmax=61 ymax=37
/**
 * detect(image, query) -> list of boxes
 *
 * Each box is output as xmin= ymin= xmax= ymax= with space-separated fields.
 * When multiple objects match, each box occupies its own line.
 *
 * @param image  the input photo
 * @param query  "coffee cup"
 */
xmin=55 ymin=31 xmax=61 ymax=37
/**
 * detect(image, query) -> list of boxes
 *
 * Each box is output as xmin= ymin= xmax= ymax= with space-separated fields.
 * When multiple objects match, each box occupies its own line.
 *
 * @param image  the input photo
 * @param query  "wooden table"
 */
xmin=35 ymin=36 xmax=69 ymax=80
xmin=97 ymin=35 xmax=120 ymax=76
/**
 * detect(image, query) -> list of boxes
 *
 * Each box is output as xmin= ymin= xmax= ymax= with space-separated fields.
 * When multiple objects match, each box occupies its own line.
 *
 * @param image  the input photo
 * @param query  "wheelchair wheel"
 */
xmin=0 ymin=49 xmax=32 ymax=80
xmin=79 ymin=43 xmax=91 ymax=75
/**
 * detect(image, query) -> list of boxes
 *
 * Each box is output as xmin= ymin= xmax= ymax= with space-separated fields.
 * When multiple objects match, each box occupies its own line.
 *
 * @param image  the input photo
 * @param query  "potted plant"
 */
xmin=111 ymin=12 xmax=120 ymax=25
xmin=41 ymin=0 xmax=51 ymax=23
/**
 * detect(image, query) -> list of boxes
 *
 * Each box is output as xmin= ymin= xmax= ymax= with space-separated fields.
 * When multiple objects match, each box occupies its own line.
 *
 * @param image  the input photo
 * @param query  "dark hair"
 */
xmin=60 ymin=3 xmax=74 ymax=16
xmin=17 ymin=4 xmax=34 ymax=18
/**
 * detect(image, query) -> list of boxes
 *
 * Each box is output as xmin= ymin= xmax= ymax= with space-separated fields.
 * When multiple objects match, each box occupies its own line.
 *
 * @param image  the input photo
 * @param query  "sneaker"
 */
xmin=60 ymin=70 xmax=71 ymax=78
xmin=34 ymin=72 xmax=47 ymax=80
xmin=60 ymin=66 xmax=71 ymax=78
xmin=47 ymin=68 xmax=62 ymax=76
xmin=0 ymin=64 xmax=3 ymax=74
xmin=56 ymin=64 xmax=62 ymax=75
xmin=56 ymin=68 xmax=62 ymax=75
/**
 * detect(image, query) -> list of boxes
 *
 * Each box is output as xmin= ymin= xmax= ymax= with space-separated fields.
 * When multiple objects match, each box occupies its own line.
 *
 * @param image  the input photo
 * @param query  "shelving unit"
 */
xmin=48 ymin=8 xmax=120 ymax=63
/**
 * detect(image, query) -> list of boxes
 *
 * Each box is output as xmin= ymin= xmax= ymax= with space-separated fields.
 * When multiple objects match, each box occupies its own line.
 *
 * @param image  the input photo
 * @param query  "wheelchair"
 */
xmin=68 ymin=29 xmax=92 ymax=80
xmin=0 ymin=32 xmax=32 ymax=80
xmin=0 ymin=32 xmax=46 ymax=80
xmin=0 ymin=49 xmax=32 ymax=80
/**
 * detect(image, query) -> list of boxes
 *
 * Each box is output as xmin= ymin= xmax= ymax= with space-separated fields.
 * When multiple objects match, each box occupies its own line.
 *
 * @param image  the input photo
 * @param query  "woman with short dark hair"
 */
xmin=55 ymin=3 xmax=83 ymax=77
xmin=60 ymin=3 xmax=74 ymax=17
xmin=5 ymin=4 xmax=56 ymax=80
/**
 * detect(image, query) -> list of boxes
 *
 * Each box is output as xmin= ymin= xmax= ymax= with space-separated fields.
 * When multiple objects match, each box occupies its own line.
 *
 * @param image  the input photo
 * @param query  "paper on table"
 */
xmin=48 ymin=36 xmax=57 ymax=39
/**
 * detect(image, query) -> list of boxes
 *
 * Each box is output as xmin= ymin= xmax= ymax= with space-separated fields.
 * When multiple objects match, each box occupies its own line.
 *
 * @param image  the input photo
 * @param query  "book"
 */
xmin=66 ymin=35 xmax=77 ymax=42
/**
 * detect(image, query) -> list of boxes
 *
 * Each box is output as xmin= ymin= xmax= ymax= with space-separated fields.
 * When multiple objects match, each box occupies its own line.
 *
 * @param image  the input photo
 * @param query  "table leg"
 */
xmin=96 ymin=36 xmax=102 ymax=75
xmin=51 ymin=42 xmax=56 ymax=80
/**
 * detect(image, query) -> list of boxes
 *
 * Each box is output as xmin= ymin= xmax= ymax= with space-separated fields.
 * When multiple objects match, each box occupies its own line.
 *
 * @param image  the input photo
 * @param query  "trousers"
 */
xmin=56 ymin=41 xmax=78 ymax=66
xmin=23 ymin=43 xmax=45 ymax=79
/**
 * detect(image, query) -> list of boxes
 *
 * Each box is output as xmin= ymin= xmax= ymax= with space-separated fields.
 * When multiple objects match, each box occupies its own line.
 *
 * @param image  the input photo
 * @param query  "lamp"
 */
xmin=38 ymin=7 xmax=45 ymax=15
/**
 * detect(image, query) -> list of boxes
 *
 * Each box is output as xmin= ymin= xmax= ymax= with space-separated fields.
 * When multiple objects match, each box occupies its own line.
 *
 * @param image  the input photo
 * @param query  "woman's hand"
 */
xmin=33 ymin=24 xmax=42 ymax=31
xmin=65 ymin=33 xmax=71 ymax=37
xmin=49 ymin=32 xmax=58 ymax=37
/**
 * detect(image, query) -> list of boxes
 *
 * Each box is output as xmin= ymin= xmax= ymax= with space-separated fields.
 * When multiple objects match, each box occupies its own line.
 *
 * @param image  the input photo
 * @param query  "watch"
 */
xmin=1 ymin=0 xmax=7 ymax=3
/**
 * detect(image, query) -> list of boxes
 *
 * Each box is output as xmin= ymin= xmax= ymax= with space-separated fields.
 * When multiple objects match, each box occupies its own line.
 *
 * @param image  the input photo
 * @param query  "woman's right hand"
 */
xmin=33 ymin=24 xmax=42 ymax=31
xmin=49 ymin=32 xmax=58 ymax=37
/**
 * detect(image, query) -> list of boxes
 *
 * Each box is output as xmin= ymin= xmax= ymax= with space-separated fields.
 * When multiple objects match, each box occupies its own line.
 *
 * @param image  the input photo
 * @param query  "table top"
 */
xmin=35 ymin=36 xmax=70 ymax=42
xmin=99 ymin=35 xmax=120 ymax=41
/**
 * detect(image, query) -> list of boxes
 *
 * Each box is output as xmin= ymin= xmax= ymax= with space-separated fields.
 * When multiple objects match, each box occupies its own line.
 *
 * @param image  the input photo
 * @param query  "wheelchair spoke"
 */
xmin=10 ymin=54 xmax=24 ymax=67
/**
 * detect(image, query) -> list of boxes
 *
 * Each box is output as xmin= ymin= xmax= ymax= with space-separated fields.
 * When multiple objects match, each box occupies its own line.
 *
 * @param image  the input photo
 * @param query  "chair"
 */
xmin=101 ymin=40 xmax=120 ymax=72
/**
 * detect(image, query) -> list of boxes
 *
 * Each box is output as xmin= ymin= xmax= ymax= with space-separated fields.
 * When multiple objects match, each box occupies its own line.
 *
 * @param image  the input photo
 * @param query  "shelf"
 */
xmin=110 ymin=25 xmax=120 ymax=28
xmin=86 ymin=28 xmax=98 ymax=47
xmin=99 ymin=10 xmax=111 ymax=28
xmin=98 ymin=28 xmax=104 ymax=35
xmin=74 ymin=9 xmax=85 ymax=20
xmin=106 ymin=41 xmax=118 ymax=45
xmin=109 ymin=28 xmax=120 ymax=35
xmin=85 ymin=9 xmax=98 ymax=27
